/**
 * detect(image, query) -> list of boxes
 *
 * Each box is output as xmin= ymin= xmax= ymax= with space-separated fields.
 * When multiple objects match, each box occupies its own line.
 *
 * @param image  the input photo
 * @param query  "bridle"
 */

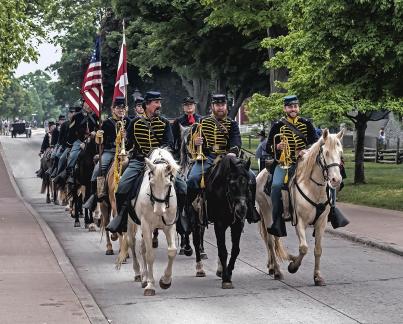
xmin=147 ymin=158 xmax=176 ymax=226
xmin=225 ymin=172 xmax=248 ymax=224
xmin=295 ymin=143 xmax=341 ymax=225
xmin=309 ymin=144 xmax=341 ymax=186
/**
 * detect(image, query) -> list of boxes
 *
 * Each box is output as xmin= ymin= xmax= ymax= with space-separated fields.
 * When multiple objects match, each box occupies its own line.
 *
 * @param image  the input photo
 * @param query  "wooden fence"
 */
xmin=362 ymin=147 xmax=402 ymax=164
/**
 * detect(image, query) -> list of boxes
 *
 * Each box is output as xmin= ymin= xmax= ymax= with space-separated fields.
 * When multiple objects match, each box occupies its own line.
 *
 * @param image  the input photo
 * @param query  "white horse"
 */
xmin=256 ymin=129 xmax=344 ymax=286
xmin=119 ymin=148 xmax=180 ymax=296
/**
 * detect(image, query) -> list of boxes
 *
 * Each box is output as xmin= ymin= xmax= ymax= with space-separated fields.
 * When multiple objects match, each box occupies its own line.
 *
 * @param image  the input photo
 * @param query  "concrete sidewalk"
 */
xmin=0 ymin=142 xmax=107 ymax=324
xmin=327 ymin=203 xmax=403 ymax=256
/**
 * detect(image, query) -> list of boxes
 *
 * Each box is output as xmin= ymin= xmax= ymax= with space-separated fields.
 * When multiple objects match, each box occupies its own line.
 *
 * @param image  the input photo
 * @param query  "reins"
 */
xmin=293 ymin=143 xmax=340 ymax=226
xmin=146 ymin=158 xmax=177 ymax=226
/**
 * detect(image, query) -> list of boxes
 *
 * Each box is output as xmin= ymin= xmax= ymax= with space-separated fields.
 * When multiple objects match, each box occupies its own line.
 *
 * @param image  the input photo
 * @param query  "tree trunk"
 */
xmin=354 ymin=112 xmax=368 ymax=184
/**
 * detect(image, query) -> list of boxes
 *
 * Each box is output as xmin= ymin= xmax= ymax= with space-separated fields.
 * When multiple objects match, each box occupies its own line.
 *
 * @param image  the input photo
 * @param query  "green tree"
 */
xmin=258 ymin=0 xmax=403 ymax=183
xmin=0 ymin=0 xmax=52 ymax=87
xmin=112 ymin=0 xmax=269 ymax=115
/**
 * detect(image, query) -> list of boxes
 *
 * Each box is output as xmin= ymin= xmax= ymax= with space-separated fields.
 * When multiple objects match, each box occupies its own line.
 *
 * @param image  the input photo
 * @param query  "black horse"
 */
xmin=69 ymin=138 xmax=97 ymax=228
xmin=205 ymin=155 xmax=251 ymax=289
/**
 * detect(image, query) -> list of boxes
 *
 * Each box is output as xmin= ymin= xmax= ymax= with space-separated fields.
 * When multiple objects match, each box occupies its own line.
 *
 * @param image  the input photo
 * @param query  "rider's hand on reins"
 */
xmin=194 ymin=136 xmax=203 ymax=146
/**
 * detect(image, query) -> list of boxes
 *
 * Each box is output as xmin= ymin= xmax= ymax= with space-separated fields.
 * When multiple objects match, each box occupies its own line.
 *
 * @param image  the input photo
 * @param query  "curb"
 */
xmin=326 ymin=227 xmax=403 ymax=257
xmin=0 ymin=141 xmax=108 ymax=324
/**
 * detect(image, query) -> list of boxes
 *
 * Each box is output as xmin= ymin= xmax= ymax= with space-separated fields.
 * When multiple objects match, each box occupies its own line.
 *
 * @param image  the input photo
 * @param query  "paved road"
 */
xmin=2 ymin=131 xmax=403 ymax=324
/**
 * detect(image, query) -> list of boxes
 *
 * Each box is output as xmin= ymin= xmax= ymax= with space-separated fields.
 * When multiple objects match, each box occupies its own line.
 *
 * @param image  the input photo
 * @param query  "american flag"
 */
xmin=112 ymin=28 xmax=128 ymax=104
xmin=81 ymin=36 xmax=103 ymax=117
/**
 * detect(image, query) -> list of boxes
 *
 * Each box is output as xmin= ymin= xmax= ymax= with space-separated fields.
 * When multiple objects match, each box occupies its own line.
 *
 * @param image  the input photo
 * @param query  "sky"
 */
xmin=14 ymin=41 xmax=62 ymax=79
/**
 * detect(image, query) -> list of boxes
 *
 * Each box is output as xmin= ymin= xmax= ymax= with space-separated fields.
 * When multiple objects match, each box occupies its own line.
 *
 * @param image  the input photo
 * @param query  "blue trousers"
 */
xmin=271 ymin=164 xmax=296 ymax=220
xmin=91 ymin=149 xmax=115 ymax=181
xmin=56 ymin=147 xmax=70 ymax=175
xmin=66 ymin=140 xmax=82 ymax=173
xmin=116 ymin=158 xmax=187 ymax=201
xmin=187 ymin=156 xmax=256 ymax=190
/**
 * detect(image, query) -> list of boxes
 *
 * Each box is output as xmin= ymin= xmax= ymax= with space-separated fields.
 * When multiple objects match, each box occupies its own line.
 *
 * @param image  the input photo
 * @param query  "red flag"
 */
xmin=112 ymin=27 xmax=128 ymax=104
xmin=81 ymin=36 xmax=103 ymax=117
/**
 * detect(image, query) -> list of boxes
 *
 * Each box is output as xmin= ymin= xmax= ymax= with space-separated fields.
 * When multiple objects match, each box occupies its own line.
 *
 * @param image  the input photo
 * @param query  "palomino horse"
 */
xmin=99 ymin=157 xmax=136 ymax=257
xmin=205 ymin=155 xmax=251 ymax=289
xmin=256 ymin=129 xmax=344 ymax=286
xmin=118 ymin=148 xmax=180 ymax=296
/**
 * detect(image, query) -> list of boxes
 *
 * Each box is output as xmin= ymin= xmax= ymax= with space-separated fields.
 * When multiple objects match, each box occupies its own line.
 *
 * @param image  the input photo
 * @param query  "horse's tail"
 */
xmin=115 ymin=233 xmax=130 ymax=270
xmin=274 ymin=237 xmax=289 ymax=263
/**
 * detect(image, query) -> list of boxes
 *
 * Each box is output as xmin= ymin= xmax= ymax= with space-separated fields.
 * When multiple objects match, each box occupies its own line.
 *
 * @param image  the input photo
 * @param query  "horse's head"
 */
xmin=317 ymin=128 xmax=344 ymax=188
xmin=145 ymin=148 xmax=180 ymax=215
xmin=210 ymin=155 xmax=251 ymax=221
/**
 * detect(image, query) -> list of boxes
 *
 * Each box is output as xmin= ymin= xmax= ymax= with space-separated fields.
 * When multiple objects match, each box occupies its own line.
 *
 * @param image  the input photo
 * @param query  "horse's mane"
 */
xmin=295 ymin=132 xmax=341 ymax=182
xmin=148 ymin=148 xmax=180 ymax=176
xmin=208 ymin=155 xmax=245 ymax=187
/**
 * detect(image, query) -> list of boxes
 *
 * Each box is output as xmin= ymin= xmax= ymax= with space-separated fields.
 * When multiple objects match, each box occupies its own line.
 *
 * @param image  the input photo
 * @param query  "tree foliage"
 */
xmin=0 ymin=0 xmax=52 ymax=87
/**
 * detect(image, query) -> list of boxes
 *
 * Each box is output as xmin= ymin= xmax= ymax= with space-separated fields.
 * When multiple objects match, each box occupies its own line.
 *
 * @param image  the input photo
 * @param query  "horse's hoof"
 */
xmin=314 ymin=276 xmax=326 ymax=286
xmin=122 ymin=258 xmax=128 ymax=264
xmin=196 ymin=270 xmax=206 ymax=277
xmin=152 ymin=239 xmax=158 ymax=248
xmin=134 ymin=275 xmax=141 ymax=282
xmin=274 ymin=272 xmax=284 ymax=280
xmin=46 ymin=197 xmax=51 ymax=204
xmin=222 ymin=281 xmax=233 ymax=289
xmin=88 ymin=224 xmax=96 ymax=232
xmin=105 ymin=250 xmax=114 ymax=255
xmin=179 ymin=248 xmax=185 ymax=255
xmin=110 ymin=233 xmax=118 ymax=241
xmin=200 ymin=252 xmax=208 ymax=260
xmin=288 ymin=262 xmax=299 ymax=274
xmin=85 ymin=223 xmax=89 ymax=229
xmin=96 ymin=219 xmax=101 ymax=227
xmin=54 ymin=200 xmax=59 ymax=205
xmin=184 ymin=246 xmax=193 ymax=257
xmin=144 ymin=288 xmax=155 ymax=296
xmin=216 ymin=270 xmax=222 ymax=278
xmin=268 ymin=269 xmax=275 ymax=276
xmin=74 ymin=221 xmax=80 ymax=228
xmin=141 ymin=282 xmax=147 ymax=288
xmin=159 ymin=278 xmax=172 ymax=290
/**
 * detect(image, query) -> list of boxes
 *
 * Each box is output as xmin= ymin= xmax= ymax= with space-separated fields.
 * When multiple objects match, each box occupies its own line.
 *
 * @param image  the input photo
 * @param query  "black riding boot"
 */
xmin=267 ymin=186 xmax=287 ymax=237
xmin=328 ymin=206 xmax=350 ymax=229
xmin=246 ymin=182 xmax=261 ymax=224
xmin=53 ymin=170 xmax=67 ymax=186
xmin=83 ymin=181 xmax=97 ymax=212
xmin=106 ymin=193 xmax=131 ymax=233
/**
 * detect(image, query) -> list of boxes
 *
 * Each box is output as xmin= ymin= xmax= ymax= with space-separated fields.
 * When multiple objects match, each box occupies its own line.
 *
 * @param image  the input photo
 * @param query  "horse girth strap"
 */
xmin=295 ymin=181 xmax=329 ymax=225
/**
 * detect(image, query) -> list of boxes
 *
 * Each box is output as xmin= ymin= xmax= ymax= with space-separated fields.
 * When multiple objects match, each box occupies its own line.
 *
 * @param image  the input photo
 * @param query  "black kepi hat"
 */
xmin=284 ymin=95 xmax=299 ymax=106
xmin=211 ymin=94 xmax=227 ymax=103
xmin=114 ymin=96 xmax=126 ymax=107
xmin=183 ymin=96 xmax=195 ymax=104
xmin=134 ymin=96 xmax=144 ymax=105
xmin=144 ymin=91 xmax=162 ymax=102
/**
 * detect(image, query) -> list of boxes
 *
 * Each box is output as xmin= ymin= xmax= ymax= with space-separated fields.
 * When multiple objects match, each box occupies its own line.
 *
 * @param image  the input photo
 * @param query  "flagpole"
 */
xmin=122 ymin=19 xmax=128 ymax=111
xmin=97 ymin=33 xmax=103 ymax=177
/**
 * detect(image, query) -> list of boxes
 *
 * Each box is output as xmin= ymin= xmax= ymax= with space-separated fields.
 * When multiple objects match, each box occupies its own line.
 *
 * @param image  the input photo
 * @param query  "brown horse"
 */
xmin=40 ymin=148 xmax=54 ymax=204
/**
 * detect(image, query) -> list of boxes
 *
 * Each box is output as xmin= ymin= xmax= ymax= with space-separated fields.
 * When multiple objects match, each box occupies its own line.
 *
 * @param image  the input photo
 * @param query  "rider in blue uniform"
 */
xmin=106 ymin=91 xmax=187 ymax=234
xmin=186 ymin=94 xmax=259 ymax=224
xmin=83 ymin=97 xmax=131 ymax=211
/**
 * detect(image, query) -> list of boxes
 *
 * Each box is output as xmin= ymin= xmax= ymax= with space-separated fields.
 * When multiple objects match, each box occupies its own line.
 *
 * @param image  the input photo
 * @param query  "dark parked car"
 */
xmin=10 ymin=122 xmax=31 ymax=138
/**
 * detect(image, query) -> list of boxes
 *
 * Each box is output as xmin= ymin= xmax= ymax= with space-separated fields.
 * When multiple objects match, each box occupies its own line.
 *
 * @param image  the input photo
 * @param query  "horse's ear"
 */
xmin=322 ymin=128 xmax=329 ymax=140
xmin=145 ymin=158 xmax=155 ymax=172
xmin=337 ymin=128 xmax=345 ymax=140
xmin=165 ymin=163 xmax=172 ymax=175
